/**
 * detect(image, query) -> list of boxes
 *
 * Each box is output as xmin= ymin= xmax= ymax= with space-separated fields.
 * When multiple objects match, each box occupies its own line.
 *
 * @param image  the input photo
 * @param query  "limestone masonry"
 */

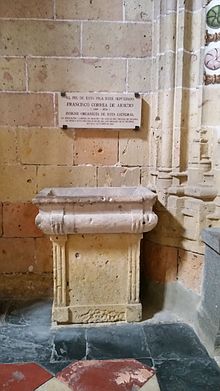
xmin=0 ymin=0 xmax=220 ymax=298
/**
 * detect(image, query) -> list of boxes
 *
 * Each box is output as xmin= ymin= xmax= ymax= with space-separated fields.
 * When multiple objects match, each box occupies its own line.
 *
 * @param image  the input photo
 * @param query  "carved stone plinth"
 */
xmin=33 ymin=187 xmax=157 ymax=324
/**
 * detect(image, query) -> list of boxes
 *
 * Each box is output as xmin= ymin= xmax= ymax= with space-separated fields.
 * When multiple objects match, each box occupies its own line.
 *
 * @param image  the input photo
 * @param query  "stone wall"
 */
xmin=0 ymin=0 xmax=220 ymax=299
xmin=144 ymin=0 xmax=220 ymax=296
xmin=0 ymin=0 xmax=153 ymax=297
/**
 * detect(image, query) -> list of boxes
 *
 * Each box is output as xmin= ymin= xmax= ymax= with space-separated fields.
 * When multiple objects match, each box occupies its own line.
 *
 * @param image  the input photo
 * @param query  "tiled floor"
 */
xmin=0 ymin=299 xmax=220 ymax=390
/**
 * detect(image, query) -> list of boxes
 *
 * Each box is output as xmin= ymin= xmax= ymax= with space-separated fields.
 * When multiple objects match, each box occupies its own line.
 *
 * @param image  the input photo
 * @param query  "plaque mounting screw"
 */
xmin=135 ymin=92 xmax=140 ymax=99
xmin=61 ymin=92 xmax=66 ymax=97
xmin=62 ymin=125 xmax=68 ymax=129
xmin=134 ymin=126 xmax=140 ymax=131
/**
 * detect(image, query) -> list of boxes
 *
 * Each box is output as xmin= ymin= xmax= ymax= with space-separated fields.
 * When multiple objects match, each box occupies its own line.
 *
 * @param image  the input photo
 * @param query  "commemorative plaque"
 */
xmin=58 ymin=92 xmax=142 ymax=129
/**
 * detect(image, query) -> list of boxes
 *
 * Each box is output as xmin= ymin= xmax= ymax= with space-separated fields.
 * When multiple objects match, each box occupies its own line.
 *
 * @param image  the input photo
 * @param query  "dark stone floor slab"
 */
xmin=0 ymin=324 xmax=52 ymax=363
xmin=51 ymin=327 xmax=86 ymax=362
xmin=136 ymin=357 xmax=154 ymax=368
xmin=155 ymin=358 xmax=220 ymax=391
xmin=38 ymin=361 xmax=73 ymax=376
xmin=5 ymin=299 xmax=52 ymax=326
xmin=86 ymin=323 xmax=151 ymax=360
xmin=143 ymin=323 xmax=210 ymax=360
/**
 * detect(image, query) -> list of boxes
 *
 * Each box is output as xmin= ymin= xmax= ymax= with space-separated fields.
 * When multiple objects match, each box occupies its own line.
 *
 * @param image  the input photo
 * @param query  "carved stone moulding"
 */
xmin=33 ymin=187 xmax=158 ymax=235
xmin=33 ymin=187 xmax=158 ymax=324
xmin=205 ymin=30 xmax=220 ymax=44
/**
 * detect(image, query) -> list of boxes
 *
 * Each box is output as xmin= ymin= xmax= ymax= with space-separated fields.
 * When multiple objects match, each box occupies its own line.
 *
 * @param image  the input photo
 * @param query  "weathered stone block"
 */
xmin=184 ymin=10 xmax=203 ymax=52
xmin=0 ymin=0 xmax=53 ymax=18
xmin=119 ymin=129 xmax=148 ymax=166
xmin=128 ymin=58 xmax=152 ymax=93
xmin=146 ymin=206 xmax=186 ymax=250
xmin=0 ymin=128 xmax=17 ymax=165
xmin=124 ymin=0 xmax=153 ymax=21
xmin=141 ymin=167 xmax=150 ymax=187
xmin=202 ymin=86 xmax=220 ymax=127
xmin=83 ymin=22 xmax=152 ymax=57
xmin=177 ymin=249 xmax=204 ymax=294
xmin=182 ymin=199 xmax=212 ymax=243
xmin=28 ymin=58 xmax=126 ymax=92
xmin=181 ymin=50 xmax=204 ymax=88
xmin=0 ymin=273 xmax=52 ymax=299
xmin=35 ymin=237 xmax=53 ymax=272
xmin=160 ymin=13 xmax=177 ymax=51
xmin=0 ymin=165 xmax=37 ymax=202
xmin=158 ymin=52 xmax=175 ymax=89
xmin=56 ymin=0 xmax=123 ymax=20
xmin=67 ymin=234 xmax=139 ymax=301
xmin=37 ymin=166 xmax=96 ymax=189
xmin=0 ymin=94 xmax=54 ymax=127
xmin=185 ymin=0 xmax=203 ymax=11
xmin=160 ymin=0 xmax=179 ymax=15
xmin=0 ymin=238 xmax=35 ymax=272
xmin=159 ymin=87 xmax=193 ymax=129
xmin=73 ymin=130 xmax=118 ymax=165
xmin=118 ymin=97 xmax=150 ymax=167
xmin=3 ymin=202 xmax=42 ymax=238
xmin=0 ymin=58 xmax=26 ymax=91
xmin=143 ymin=241 xmax=178 ymax=283
xmin=18 ymin=128 xmax=74 ymax=165
xmin=180 ymin=88 xmax=202 ymax=129
xmin=98 ymin=166 xmax=141 ymax=187
xmin=52 ymin=233 xmax=143 ymax=324
xmin=176 ymin=7 xmax=185 ymax=48
xmin=0 ymin=21 xmax=80 ymax=56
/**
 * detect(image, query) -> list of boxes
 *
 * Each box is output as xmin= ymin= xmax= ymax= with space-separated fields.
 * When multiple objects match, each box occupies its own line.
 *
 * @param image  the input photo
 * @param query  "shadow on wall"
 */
xmin=140 ymin=201 xmax=186 ymax=319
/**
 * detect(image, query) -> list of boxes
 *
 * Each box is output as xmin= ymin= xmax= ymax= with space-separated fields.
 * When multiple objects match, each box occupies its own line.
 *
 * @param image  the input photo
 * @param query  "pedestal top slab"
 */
xmin=33 ymin=186 xmax=156 ymax=204
xmin=33 ymin=186 xmax=158 ymax=235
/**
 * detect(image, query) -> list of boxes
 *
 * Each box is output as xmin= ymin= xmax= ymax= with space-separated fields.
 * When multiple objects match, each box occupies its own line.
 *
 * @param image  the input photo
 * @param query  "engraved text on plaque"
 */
xmin=58 ymin=92 xmax=142 ymax=129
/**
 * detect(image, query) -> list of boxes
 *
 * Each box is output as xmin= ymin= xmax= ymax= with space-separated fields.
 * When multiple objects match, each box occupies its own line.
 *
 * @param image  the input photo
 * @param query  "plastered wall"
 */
xmin=0 ymin=0 xmax=219 ymax=298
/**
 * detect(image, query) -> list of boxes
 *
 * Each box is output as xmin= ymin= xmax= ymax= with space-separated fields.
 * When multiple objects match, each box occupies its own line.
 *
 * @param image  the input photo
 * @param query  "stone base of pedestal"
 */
xmin=52 ymin=233 xmax=142 ymax=324
xmin=53 ymin=303 xmax=142 ymax=324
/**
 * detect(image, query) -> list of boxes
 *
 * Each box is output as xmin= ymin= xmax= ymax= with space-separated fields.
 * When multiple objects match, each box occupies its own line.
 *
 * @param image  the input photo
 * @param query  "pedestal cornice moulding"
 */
xmin=33 ymin=187 xmax=158 ymax=235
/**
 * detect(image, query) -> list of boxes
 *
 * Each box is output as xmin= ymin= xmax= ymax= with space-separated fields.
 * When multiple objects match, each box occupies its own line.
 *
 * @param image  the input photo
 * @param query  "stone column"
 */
xmin=50 ymin=235 xmax=68 ymax=323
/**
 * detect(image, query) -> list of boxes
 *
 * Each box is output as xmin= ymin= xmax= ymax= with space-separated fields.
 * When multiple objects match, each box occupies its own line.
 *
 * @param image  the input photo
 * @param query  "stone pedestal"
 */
xmin=33 ymin=187 xmax=157 ymax=324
